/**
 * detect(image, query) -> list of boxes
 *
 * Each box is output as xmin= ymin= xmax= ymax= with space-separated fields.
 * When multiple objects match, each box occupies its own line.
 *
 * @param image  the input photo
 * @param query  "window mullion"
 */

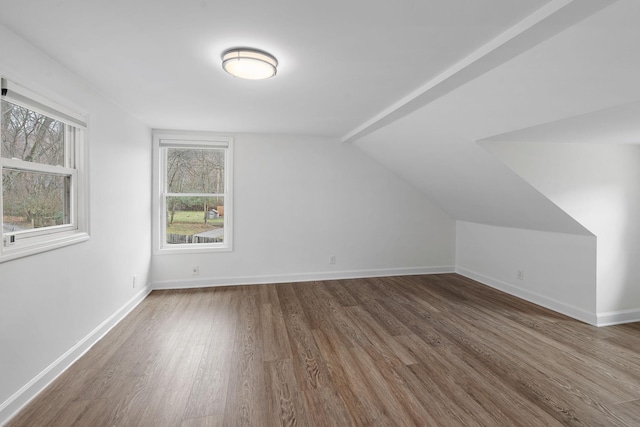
xmin=164 ymin=192 xmax=223 ymax=198
xmin=1 ymin=158 xmax=75 ymax=175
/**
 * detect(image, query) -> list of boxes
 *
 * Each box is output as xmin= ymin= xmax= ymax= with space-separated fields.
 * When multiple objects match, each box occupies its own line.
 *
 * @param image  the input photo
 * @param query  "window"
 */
xmin=1 ymin=78 xmax=88 ymax=262
xmin=153 ymin=131 xmax=233 ymax=253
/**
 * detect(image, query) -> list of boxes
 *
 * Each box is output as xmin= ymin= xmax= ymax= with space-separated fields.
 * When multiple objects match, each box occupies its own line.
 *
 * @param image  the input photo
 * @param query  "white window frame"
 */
xmin=152 ymin=130 xmax=233 ymax=254
xmin=1 ymin=77 xmax=89 ymax=263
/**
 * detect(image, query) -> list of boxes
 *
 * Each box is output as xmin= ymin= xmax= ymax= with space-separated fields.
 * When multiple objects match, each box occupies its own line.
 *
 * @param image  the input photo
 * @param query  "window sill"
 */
xmin=154 ymin=244 xmax=233 ymax=256
xmin=0 ymin=231 xmax=90 ymax=263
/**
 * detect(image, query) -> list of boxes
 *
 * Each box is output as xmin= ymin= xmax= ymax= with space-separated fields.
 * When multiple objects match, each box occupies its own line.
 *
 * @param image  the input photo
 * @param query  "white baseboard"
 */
xmin=9 ymin=265 xmax=636 ymax=425
xmin=152 ymin=265 xmax=456 ymax=290
xmin=596 ymin=308 xmax=640 ymax=327
xmin=455 ymin=266 xmax=598 ymax=326
xmin=0 ymin=284 xmax=153 ymax=427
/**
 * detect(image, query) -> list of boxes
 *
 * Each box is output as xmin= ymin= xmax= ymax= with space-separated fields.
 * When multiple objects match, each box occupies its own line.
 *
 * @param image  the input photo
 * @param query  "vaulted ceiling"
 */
xmin=1 ymin=0 xmax=637 ymax=235
xmin=355 ymin=0 xmax=640 ymax=234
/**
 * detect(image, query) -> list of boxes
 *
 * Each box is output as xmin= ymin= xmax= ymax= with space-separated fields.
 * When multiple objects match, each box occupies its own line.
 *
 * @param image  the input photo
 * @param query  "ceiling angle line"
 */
xmin=340 ymin=0 xmax=616 ymax=144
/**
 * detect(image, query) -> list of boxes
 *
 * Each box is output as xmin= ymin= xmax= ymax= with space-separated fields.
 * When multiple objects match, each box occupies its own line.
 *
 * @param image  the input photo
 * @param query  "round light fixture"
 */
xmin=221 ymin=48 xmax=278 ymax=80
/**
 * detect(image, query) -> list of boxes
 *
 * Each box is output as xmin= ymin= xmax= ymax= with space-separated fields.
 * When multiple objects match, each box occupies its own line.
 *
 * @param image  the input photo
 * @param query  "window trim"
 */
xmin=152 ymin=130 xmax=233 ymax=255
xmin=1 ymin=77 xmax=89 ymax=263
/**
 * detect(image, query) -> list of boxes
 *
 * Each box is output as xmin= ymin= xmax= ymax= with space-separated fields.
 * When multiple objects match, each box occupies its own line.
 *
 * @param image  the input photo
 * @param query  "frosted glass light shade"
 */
xmin=222 ymin=48 xmax=278 ymax=80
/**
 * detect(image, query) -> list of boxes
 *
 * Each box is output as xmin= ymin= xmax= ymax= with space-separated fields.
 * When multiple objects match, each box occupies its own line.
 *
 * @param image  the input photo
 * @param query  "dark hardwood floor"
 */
xmin=7 ymin=274 xmax=640 ymax=426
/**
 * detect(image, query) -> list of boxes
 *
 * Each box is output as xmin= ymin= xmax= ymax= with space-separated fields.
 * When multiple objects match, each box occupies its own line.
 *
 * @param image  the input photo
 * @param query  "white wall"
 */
xmin=484 ymin=142 xmax=640 ymax=323
xmin=456 ymin=221 xmax=597 ymax=324
xmin=152 ymin=134 xmax=455 ymax=287
xmin=0 ymin=25 xmax=152 ymax=422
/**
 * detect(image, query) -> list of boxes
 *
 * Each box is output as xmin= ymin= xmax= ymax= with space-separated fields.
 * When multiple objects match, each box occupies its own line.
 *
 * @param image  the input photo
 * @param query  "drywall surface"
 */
xmin=151 ymin=133 xmax=455 ymax=286
xmin=484 ymin=142 xmax=640 ymax=318
xmin=0 ymin=24 xmax=152 ymax=420
xmin=456 ymin=221 xmax=597 ymax=324
xmin=354 ymin=0 xmax=640 ymax=237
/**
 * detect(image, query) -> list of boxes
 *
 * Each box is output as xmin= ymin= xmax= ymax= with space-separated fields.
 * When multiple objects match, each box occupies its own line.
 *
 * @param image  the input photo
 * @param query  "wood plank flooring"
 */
xmin=7 ymin=274 xmax=640 ymax=426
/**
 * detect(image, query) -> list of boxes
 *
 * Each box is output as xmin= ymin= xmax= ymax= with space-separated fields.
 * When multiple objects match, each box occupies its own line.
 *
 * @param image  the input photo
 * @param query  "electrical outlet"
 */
xmin=192 ymin=266 xmax=200 ymax=276
xmin=132 ymin=275 xmax=137 ymax=288
xmin=517 ymin=270 xmax=524 ymax=280
xmin=330 ymin=255 xmax=336 ymax=265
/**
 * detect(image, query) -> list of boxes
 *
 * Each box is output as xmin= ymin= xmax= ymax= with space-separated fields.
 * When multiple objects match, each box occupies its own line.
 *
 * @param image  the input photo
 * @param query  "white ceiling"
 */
xmin=0 ymin=0 xmax=553 ymax=135
xmin=1 ymin=0 xmax=637 ymax=235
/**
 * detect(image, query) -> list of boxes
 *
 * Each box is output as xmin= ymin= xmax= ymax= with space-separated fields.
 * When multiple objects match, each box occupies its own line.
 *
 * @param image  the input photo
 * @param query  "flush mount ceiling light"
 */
xmin=222 ymin=48 xmax=278 ymax=80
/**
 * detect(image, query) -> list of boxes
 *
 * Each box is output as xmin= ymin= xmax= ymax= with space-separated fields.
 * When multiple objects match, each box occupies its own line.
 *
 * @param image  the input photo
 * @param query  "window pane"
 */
xmin=165 ymin=196 xmax=224 ymax=244
xmin=166 ymin=147 xmax=225 ymax=193
xmin=2 ymin=170 xmax=70 ymax=231
xmin=1 ymin=100 xmax=65 ymax=166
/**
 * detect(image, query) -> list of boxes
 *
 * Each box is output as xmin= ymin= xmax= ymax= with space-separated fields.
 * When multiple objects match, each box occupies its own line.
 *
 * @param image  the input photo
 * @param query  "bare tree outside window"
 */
xmin=1 ymin=100 xmax=69 ymax=231
xmin=1 ymin=79 xmax=87 ymax=262
xmin=164 ymin=147 xmax=225 ymax=244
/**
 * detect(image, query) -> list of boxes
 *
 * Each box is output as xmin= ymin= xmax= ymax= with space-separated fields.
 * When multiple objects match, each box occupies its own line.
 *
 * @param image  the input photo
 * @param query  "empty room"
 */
xmin=2 ymin=0 xmax=640 ymax=425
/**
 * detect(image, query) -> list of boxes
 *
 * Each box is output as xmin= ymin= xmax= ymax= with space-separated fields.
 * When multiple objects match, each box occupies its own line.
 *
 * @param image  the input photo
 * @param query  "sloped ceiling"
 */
xmin=1 ymin=0 xmax=637 ymax=235
xmin=355 ymin=0 xmax=640 ymax=235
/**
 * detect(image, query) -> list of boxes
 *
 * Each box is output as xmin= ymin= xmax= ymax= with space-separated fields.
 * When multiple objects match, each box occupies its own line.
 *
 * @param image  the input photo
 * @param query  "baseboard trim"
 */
xmin=152 ymin=265 xmax=456 ymax=290
xmin=0 ymin=285 xmax=153 ymax=426
xmin=596 ymin=309 xmax=640 ymax=327
xmin=455 ymin=266 xmax=598 ymax=326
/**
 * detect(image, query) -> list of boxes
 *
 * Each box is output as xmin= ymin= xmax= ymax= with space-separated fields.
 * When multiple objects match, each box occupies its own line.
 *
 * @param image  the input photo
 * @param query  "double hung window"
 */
xmin=153 ymin=131 xmax=233 ymax=253
xmin=1 ymin=78 xmax=88 ymax=261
